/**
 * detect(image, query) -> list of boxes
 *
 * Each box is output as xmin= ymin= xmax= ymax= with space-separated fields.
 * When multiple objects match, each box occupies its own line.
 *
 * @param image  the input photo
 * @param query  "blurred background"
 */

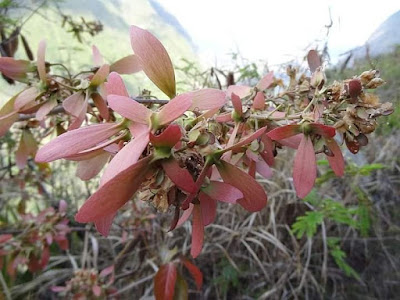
xmin=0 ymin=0 xmax=399 ymax=299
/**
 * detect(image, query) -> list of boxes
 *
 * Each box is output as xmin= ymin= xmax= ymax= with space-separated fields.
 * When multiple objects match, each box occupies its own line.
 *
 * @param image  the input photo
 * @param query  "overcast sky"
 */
xmin=158 ymin=0 xmax=399 ymax=67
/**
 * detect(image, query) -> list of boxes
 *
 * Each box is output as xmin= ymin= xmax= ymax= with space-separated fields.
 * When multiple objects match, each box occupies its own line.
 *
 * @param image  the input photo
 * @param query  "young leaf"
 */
xmin=154 ymin=263 xmax=177 ymax=300
xmin=293 ymin=135 xmax=316 ymax=198
xmin=181 ymin=258 xmax=203 ymax=290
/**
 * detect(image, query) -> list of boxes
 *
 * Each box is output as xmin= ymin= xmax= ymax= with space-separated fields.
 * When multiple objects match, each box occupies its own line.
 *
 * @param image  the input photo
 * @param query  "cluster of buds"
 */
xmin=0 ymin=25 xmax=393 ymax=259
xmin=0 ymin=200 xmax=70 ymax=277
xmin=51 ymin=267 xmax=116 ymax=299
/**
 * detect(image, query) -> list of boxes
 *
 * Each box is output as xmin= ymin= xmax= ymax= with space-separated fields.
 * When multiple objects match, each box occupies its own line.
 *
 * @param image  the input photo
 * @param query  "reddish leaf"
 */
xmin=252 ymin=91 xmax=265 ymax=110
xmin=293 ymin=135 xmax=316 ymax=198
xmin=14 ymin=87 xmax=38 ymax=111
xmin=0 ymin=96 xmax=18 ymax=137
xmin=260 ymin=135 xmax=275 ymax=166
xmin=225 ymin=126 xmax=267 ymax=152
xmin=307 ymin=50 xmax=321 ymax=73
xmin=110 ymin=54 xmax=142 ymax=74
xmin=156 ymin=93 xmax=192 ymax=126
xmin=227 ymin=85 xmax=251 ymax=98
xmin=37 ymin=40 xmax=47 ymax=83
xmin=199 ymin=192 xmax=217 ymax=226
xmin=15 ymin=129 xmax=37 ymax=169
xmin=35 ymin=123 xmax=122 ymax=162
xmin=36 ymin=98 xmax=57 ymax=121
xmin=279 ymin=134 xmax=303 ymax=149
xmin=0 ymin=234 xmax=12 ymax=243
xmin=348 ymin=79 xmax=362 ymax=100
xmin=181 ymin=259 xmax=203 ymax=290
xmin=267 ymin=124 xmax=301 ymax=140
xmin=309 ymin=123 xmax=336 ymax=138
xmin=215 ymin=112 xmax=232 ymax=123
xmin=231 ymin=92 xmax=243 ymax=116
xmin=162 ymin=159 xmax=196 ymax=193
xmin=150 ymin=124 xmax=182 ymax=148
xmin=201 ymin=181 xmax=242 ymax=203
xmin=105 ymin=72 xmax=129 ymax=97
xmin=63 ymin=92 xmax=85 ymax=117
xmin=130 ymin=25 xmax=176 ymax=98
xmin=325 ymin=138 xmax=345 ymax=176
xmin=191 ymin=204 xmax=204 ymax=258
xmin=75 ymin=156 xmax=152 ymax=223
xmin=108 ymin=95 xmax=152 ymax=124
xmin=154 ymin=263 xmax=177 ymax=300
xmin=94 ymin=213 xmax=116 ymax=237
xmin=177 ymin=203 xmax=194 ymax=227
xmin=92 ymin=93 xmax=109 ymax=120
xmin=189 ymin=88 xmax=227 ymax=111
xmin=217 ymin=160 xmax=267 ymax=212
xmin=256 ymin=71 xmax=274 ymax=90
xmin=76 ymin=151 xmax=110 ymax=181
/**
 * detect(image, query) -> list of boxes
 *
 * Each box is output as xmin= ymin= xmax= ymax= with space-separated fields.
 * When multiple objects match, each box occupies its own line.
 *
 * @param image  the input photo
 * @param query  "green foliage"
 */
xmin=328 ymin=238 xmax=360 ymax=280
xmin=212 ymin=258 xmax=240 ymax=295
xmin=292 ymin=210 xmax=324 ymax=238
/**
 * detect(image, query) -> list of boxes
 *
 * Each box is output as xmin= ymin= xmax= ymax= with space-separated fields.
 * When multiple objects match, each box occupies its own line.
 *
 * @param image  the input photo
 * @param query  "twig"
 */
xmin=0 ymin=271 xmax=11 ymax=300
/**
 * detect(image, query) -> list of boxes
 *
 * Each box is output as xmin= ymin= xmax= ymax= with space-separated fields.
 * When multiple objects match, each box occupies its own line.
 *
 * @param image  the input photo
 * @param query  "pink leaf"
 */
xmin=92 ymin=286 xmax=102 ymax=297
xmin=0 ymin=96 xmax=18 ymax=137
xmin=92 ymin=45 xmax=104 ymax=66
xmin=14 ymin=87 xmax=38 ymax=111
xmin=279 ymin=134 xmax=303 ymax=149
xmin=307 ymin=50 xmax=321 ymax=73
xmin=75 ymin=156 xmax=152 ymax=223
xmin=310 ymin=123 xmax=336 ymax=138
xmin=190 ymin=89 xmax=227 ymax=111
xmin=252 ymin=91 xmax=265 ymax=110
xmin=260 ymin=135 xmax=275 ymax=166
xmin=325 ymin=138 xmax=345 ymax=177
xmin=199 ymin=192 xmax=217 ymax=226
xmin=150 ymin=124 xmax=181 ymax=148
xmin=100 ymin=131 xmax=149 ymax=185
xmin=293 ymin=135 xmax=316 ymax=198
xmin=156 ymin=93 xmax=192 ymax=126
xmin=130 ymin=25 xmax=176 ymax=98
xmin=37 ymin=40 xmax=47 ymax=83
xmin=107 ymin=95 xmax=152 ymax=124
xmin=105 ymin=72 xmax=129 ymax=97
xmin=36 ymin=98 xmax=57 ymax=121
xmin=181 ymin=259 xmax=203 ymax=290
xmin=99 ymin=265 xmax=115 ymax=278
xmin=191 ymin=204 xmax=204 ymax=258
xmin=267 ymin=124 xmax=301 ymax=140
xmin=215 ymin=112 xmax=232 ymax=123
xmin=225 ymin=126 xmax=267 ymax=152
xmin=231 ymin=92 xmax=243 ymax=116
xmin=15 ymin=129 xmax=37 ymax=169
xmin=0 ymin=57 xmax=31 ymax=82
xmin=227 ymin=85 xmax=251 ymax=98
xmin=35 ymin=123 xmax=121 ymax=162
xmin=63 ymin=92 xmax=85 ymax=117
xmin=90 ymin=64 xmax=110 ymax=87
xmin=255 ymin=159 xmax=273 ymax=178
xmin=154 ymin=263 xmax=177 ymax=300
xmin=110 ymin=54 xmax=142 ymax=74
xmin=95 ymin=213 xmax=116 ymax=237
xmin=201 ymin=181 xmax=242 ymax=203
xmin=162 ymin=159 xmax=196 ymax=193
xmin=76 ymin=151 xmax=110 ymax=181
xmin=217 ymin=160 xmax=267 ymax=212
xmin=256 ymin=71 xmax=274 ymax=90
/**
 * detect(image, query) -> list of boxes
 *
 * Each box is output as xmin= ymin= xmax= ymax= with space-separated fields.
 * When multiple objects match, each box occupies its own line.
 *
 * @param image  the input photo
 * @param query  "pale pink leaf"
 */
xmin=162 ymin=159 xmax=196 ymax=193
xmin=154 ymin=263 xmax=177 ymax=300
xmin=36 ymin=98 xmax=57 ymax=121
xmin=189 ymin=89 xmax=227 ymax=111
xmin=307 ymin=50 xmax=321 ymax=73
xmin=201 ymin=181 xmax=242 ymax=203
xmin=215 ymin=112 xmax=232 ymax=123
xmin=14 ymin=87 xmax=38 ymax=111
xmin=293 ymin=135 xmax=316 ymax=198
xmin=110 ymin=54 xmax=142 ymax=74
xmin=231 ymin=92 xmax=242 ymax=116
xmin=107 ymin=95 xmax=151 ymax=124
xmin=130 ymin=25 xmax=176 ymax=98
xmin=0 ymin=57 xmax=30 ymax=82
xmin=90 ymin=64 xmax=110 ymax=87
xmin=63 ymin=92 xmax=85 ymax=117
xmin=227 ymin=85 xmax=251 ymax=98
xmin=0 ymin=96 xmax=18 ymax=137
xmin=217 ymin=160 xmax=267 ymax=212
xmin=256 ymin=71 xmax=274 ymax=90
xmin=35 ymin=123 xmax=121 ymax=162
xmin=92 ymin=45 xmax=104 ymax=66
xmin=199 ymin=192 xmax=216 ymax=226
xmin=191 ymin=204 xmax=204 ymax=258
xmin=105 ymin=72 xmax=129 ymax=97
xmin=252 ymin=91 xmax=265 ymax=110
xmin=92 ymin=93 xmax=109 ymax=120
xmin=156 ymin=93 xmax=192 ymax=126
xmin=76 ymin=151 xmax=110 ymax=181
xmin=75 ymin=156 xmax=152 ymax=223
xmin=325 ymin=138 xmax=345 ymax=177
xmin=37 ymin=40 xmax=47 ymax=82
xmin=100 ymin=131 xmax=149 ymax=185
xmin=256 ymin=159 xmax=273 ymax=178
